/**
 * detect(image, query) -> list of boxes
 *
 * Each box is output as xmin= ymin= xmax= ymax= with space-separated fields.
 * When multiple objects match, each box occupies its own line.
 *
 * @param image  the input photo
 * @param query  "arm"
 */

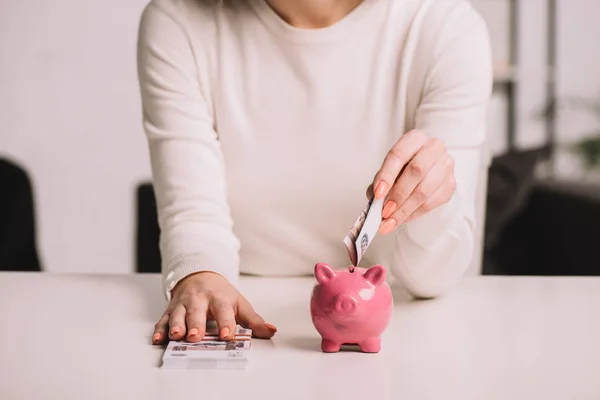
xmin=387 ymin=3 xmax=493 ymax=298
xmin=137 ymin=1 xmax=240 ymax=300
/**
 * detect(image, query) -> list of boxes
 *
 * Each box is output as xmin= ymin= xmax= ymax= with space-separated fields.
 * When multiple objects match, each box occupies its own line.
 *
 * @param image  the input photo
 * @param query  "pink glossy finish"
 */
xmin=310 ymin=263 xmax=393 ymax=353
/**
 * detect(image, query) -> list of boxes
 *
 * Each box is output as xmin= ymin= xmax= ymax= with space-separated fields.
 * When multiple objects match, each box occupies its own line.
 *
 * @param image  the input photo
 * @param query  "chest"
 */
xmin=200 ymin=1 xmax=427 ymax=196
xmin=216 ymin=33 xmax=416 ymax=167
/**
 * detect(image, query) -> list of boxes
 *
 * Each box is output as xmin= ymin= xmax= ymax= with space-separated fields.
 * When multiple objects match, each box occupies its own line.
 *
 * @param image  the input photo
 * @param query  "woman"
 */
xmin=136 ymin=0 xmax=492 ymax=344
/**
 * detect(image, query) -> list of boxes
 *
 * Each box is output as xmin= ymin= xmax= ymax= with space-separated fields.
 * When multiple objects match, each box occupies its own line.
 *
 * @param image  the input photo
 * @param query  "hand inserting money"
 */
xmin=346 ymin=130 xmax=455 ymax=265
xmin=366 ymin=129 xmax=456 ymax=234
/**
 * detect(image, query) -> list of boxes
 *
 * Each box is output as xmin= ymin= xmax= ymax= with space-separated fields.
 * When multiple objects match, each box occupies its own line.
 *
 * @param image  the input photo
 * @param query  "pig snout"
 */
xmin=333 ymin=294 xmax=358 ymax=316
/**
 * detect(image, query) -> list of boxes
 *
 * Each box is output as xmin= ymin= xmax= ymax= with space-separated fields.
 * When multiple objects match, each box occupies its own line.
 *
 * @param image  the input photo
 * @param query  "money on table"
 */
xmin=160 ymin=324 xmax=252 ymax=370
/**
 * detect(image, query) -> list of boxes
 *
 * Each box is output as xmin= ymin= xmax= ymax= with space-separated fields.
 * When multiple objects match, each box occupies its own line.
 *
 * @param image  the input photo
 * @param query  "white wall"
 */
xmin=1 ymin=0 xmax=598 ymax=274
xmin=0 ymin=0 xmax=151 ymax=273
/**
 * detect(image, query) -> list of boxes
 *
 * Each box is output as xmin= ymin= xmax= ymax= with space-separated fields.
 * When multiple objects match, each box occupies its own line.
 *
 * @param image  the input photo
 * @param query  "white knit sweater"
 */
xmin=136 ymin=0 xmax=493 ymax=300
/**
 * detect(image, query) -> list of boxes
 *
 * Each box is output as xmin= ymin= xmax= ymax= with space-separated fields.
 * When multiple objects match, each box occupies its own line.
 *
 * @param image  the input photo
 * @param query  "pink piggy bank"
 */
xmin=310 ymin=262 xmax=393 ymax=353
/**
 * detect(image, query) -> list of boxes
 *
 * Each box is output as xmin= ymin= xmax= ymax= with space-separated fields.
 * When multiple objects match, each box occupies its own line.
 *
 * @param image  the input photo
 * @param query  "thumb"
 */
xmin=237 ymin=297 xmax=277 ymax=339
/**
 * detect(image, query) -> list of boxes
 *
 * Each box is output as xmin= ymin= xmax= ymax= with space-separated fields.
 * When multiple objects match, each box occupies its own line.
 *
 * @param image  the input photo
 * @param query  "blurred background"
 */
xmin=1 ymin=0 xmax=598 ymax=277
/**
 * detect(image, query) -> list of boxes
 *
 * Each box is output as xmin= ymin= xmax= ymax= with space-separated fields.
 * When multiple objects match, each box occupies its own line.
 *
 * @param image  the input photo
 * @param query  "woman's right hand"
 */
xmin=151 ymin=271 xmax=277 ymax=344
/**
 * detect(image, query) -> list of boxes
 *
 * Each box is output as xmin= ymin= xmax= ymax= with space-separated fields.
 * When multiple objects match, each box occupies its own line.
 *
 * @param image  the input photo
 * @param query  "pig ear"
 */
xmin=364 ymin=265 xmax=386 ymax=286
xmin=315 ymin=263 xmax=336 ymax=284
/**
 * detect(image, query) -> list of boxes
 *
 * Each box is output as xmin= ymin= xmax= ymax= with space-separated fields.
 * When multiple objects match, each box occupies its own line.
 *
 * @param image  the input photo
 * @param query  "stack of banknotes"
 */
xmin=161 ymin=324 xmax=252 ymax=370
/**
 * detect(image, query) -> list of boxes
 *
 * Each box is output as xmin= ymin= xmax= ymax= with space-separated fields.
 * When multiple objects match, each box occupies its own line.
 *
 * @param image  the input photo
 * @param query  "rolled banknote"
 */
xmin=343 ymin=202 xmax=370 ymax=265
xmin=354 ymin=197 xmax=384 ymax=265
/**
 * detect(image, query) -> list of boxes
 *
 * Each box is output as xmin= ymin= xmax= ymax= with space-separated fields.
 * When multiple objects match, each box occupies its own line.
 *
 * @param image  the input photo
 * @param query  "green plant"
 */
xmin=541 ymin=91 xmax=600 ymax=169
xmin=570 ymin=136 xmax=600 ymax=169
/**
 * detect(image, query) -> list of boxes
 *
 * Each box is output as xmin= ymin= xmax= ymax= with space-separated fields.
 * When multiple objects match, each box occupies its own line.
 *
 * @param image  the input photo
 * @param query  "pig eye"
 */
xmin=348 ymin=266 xmax=355 ymax=273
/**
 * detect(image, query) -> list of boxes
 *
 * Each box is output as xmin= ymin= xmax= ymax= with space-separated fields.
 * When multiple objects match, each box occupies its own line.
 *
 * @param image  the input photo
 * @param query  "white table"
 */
xmin=1 ymin=272 xmax=599 ymax=400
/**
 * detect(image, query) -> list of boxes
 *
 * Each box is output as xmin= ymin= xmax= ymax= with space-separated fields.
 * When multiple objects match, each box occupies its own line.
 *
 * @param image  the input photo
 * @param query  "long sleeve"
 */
xmin=136 ymin=1 xmax=240 ymax=300
xmin=389 ymin=2 xmax=493 ymax=298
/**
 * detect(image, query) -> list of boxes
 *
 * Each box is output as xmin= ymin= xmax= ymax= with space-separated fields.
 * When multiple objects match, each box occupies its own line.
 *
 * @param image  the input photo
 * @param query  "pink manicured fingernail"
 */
xmin=379 ymin=219 xmax=397 ymax=235
xmin=220 ymin=327 xmax=230 ymax=339
xmin=188 ymin=328 xmax=199 ymax=338
xmin=382 ymin=201 xmax=397 ymax=219
xmin=152 ymin=333 xmax=161 ymax=342
xmin=264 ymin=323 xmax=277 ymax=332
xmin=374 ymin=181 xmax=388 ymax=199
xmin=170 ymin=327 xmax=180 ymax=335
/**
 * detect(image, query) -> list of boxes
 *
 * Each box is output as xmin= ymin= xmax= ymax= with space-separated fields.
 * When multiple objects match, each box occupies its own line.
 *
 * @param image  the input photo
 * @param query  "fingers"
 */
xmin=393 ymin=158 xmax=446 ymax=223
xmin=381 ymin=138 xmax=446 ymax=219
xmin=209 ymin=297 xmax=237 ymax=341
xmin=152 ymin=312 xmax=170 ymax=344
xmin=372 ymin=130 xmax=428 ymax=200
xmin=237 ymin=296 xmax=277 ymax=339
xmin=185 ymin=300 xmax=209 ymax=343
xmin=403 ymin=175 xmax=456 ymax=224
xmin=386 ymin=147 xmax=448 ymax=220
xmin=168 ymin=304 xmax=187 ymax=340
xmin=380 ymin=153 xmax=455 ymax=234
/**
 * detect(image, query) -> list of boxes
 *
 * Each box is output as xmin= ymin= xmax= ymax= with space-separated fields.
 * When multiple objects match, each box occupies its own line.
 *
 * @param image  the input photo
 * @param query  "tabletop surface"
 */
xmin=0 ymin=272 xmax=599 ymax=400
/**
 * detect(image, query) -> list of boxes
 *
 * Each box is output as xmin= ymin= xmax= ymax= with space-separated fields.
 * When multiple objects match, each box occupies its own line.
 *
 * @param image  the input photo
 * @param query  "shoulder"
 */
xmin=139 ymin=0 xmax=215 ymax=34
xmin=387 ymin=0 xmax=490 ymax=71
xmin=403 ymin=0 xmax=492 ymax=83
xmin=140 ymin=0 xmax=220 ymax=22
xmin=420 ymin=0 xmax=487 ymax=25
xmin=138 ymin=0 xmax=252 ymax=38
xmin=417 ymin=0 xmax=490 ymax=52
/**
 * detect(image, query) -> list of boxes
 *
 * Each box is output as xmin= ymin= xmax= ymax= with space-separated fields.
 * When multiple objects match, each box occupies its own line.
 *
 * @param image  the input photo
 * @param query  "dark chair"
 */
xmin=0 ymin=157 xmax=42 ymax=271
xmin=135 ymin=182 xmax=161 ymax=273
xmin=482 ymin=147 xmax=545 ymax=269
xmin=485 ymin=179 xmax=600 ymax=276
xmin=482 ymin=146 xmax=600 ymax=276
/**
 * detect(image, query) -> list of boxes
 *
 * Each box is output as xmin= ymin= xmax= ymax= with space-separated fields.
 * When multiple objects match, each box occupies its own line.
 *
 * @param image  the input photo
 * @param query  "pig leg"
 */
xmin=321 ymin=338 xmax=342 ymax=353
xmin=358 ymin=336 xmax=381 ymax=353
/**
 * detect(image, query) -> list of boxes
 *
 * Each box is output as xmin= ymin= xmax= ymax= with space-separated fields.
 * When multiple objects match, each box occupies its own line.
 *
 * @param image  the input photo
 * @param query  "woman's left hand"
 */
xmin=368 ymin=129 xmax=456 ymax=235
